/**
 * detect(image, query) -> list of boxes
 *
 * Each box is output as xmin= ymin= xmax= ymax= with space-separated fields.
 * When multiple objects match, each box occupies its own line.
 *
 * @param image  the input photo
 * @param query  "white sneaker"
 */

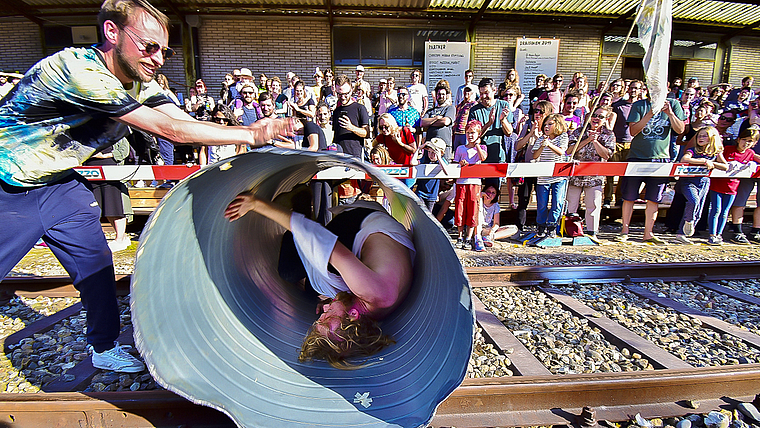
xmin=92 ymin=344 xmax=145 ymax=373
xmin=108 ymin=239 xmax=131 ymax=253
xmin=675 ymin=234 xmax=693 ymax=245
xmin=683 ymin=221 xmax=695 ymax=237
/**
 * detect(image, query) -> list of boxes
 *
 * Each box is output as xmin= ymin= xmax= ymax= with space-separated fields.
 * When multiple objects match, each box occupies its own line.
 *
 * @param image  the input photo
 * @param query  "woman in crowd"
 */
xmin=503 ymin=69 xmax=525 ymax=108
xmin=190 ymin=79 xmax=215 ymax=121
xmin=531 ymin=112 xmax=569 ymax=238
xmin=596 ymin=92 xmax=617 ymax=130
xmin=288 ymin=80 xmax=316 ymax=120
xmin=199 ymin=104 xmax=241 ymax=165
xmin=320 ymin=68 xmax=338 ymax=111
xmin=565 ymin=106 xmax=616 ymax=237
xmin=377 ymin=77 xmax=398 ymax=116
xmin=270 ymin=76 xmax=289 ymax=117
xmin=373 ymin=114 xmax=416 ymax=187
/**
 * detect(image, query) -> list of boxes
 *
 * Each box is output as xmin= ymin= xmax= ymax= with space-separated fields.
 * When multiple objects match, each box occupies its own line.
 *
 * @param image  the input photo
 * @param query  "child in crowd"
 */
xmin=369 ymin=144 xmax=393 ymax=165
xmin=478 ymin=184 xmax=518 ymax=247
xmin=728 ymin=128 xmax=760 ymax=245
xmin=675 ymin=126 xmax=728 ymax=245
xmin=707 ymin=126 xmax=760 ymax=245
xmin=454 ymin=120 xmax=488 ymax=251
xmin=531 ymin=113 xmax=569 ymax=238
xmin=411 ymin=137 xmax=450 ymax=212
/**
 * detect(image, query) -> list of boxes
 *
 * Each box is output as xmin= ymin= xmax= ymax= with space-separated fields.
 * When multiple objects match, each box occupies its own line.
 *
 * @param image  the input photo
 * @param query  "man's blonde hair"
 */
xmin=98 ymin=0 xmax=170 ymax=34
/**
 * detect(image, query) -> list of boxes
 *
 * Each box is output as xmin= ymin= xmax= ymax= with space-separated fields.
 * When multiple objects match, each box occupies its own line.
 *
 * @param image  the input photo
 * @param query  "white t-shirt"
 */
xmin=290 ymin=206 xmax=415 ymax=298
xmin=407 ymin=83 xmax=428 ymax=115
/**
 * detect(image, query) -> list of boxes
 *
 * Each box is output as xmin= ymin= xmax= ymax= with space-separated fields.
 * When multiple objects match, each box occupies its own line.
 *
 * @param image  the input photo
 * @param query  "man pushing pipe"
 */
xmin=0 ymin=0 xmax=294 ymax=373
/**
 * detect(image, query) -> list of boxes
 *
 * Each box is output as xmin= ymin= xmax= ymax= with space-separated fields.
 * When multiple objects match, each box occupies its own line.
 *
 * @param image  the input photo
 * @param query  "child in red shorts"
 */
xmin=454 ymin=120 xmax=488 ymax=251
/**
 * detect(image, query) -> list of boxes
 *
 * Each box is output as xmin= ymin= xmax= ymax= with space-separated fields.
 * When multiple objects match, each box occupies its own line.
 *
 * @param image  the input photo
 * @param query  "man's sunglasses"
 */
xmin=122 ymin=26 xmax=175 ymax=59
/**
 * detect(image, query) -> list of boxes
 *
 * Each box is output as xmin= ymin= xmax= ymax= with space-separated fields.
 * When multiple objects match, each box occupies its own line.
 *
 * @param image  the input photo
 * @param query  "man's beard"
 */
xmin=115 ymin=42 xmax=151 ymax=83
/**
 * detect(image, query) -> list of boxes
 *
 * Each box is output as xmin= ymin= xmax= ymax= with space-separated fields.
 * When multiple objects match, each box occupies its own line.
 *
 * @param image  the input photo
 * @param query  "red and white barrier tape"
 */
xmin=74 ymin=161 xmax=760 ymax=182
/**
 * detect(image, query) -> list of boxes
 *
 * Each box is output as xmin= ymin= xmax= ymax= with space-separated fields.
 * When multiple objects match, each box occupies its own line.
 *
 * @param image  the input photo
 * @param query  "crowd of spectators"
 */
xmin=133 ymin=65 xmax=760 ymax=249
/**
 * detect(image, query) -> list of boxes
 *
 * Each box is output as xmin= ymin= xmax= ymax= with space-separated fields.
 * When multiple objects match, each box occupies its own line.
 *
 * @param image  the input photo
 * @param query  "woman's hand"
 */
xmin=459 ymin=159 xmax=469 ymax=167
xmin=224 ymin=192 xmax=257 ymax=221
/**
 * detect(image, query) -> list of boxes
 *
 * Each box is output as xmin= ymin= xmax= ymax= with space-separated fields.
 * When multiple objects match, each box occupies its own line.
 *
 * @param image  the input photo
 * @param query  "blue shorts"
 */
xmin=733 ymin=178 xmax=759 ymax=207
xmin=620 ymin=158 xmax=670 ymax=203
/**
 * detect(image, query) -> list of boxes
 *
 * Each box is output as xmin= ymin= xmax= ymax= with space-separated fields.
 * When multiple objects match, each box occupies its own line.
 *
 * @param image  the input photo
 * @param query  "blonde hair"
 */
xmin=542 ymin=113 xmax=568 ymax=136
xmin=299 ymin=292 xmax=394 ymax=369
xmin=694 ymin=126 xmax=723 ymax=156
xmin=369 ymin=144 xmax=392 ymax=165
xmin=98 ymin=0 xmax=169 ymax=34
xmin=377 ymin=113 xmax=400 ymax=133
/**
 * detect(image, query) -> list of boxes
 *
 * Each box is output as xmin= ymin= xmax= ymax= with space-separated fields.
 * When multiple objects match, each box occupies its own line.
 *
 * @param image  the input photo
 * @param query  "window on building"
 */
xmin=334 ymin=27 xmax=466 ymax=67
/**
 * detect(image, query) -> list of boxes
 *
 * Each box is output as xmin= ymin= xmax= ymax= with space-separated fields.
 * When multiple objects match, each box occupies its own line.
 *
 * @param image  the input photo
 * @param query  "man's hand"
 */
xmin=338 ymin=115 xmax=354 ymax=132
xmin=249 ymin=117 xmax=297 ymax=146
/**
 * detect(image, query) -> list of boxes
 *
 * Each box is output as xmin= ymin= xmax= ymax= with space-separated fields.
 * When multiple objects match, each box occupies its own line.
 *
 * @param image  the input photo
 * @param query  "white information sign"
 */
xmin=424 ymin=42 xmax=471 ymax=102
xmin=515 ymin=38 xmax=560 ymax=109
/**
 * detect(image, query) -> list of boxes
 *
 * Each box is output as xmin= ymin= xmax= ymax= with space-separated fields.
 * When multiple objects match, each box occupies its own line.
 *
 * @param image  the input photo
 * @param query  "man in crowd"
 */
xmin=539 ymin=74 xmax=563 ymax=113
xmin=618 ymin=94 xmax=685 ymax=244
xmin=388 ymin=86 xmax=421 ymax=132
xmin=257 ymin=73 xmax=267 ymax=94
xmin=354 ymin=65 xmax=371 ymax=97
xmin=239 ymin=84 xmax=261 ymax=126
xmin=528 ymin=74 xmax=547 ymax=104
xmin=455 ymin=69 xmax=477 ymax=106
xmin=419 ymin=80 xmax=456 ymax=160
xmin=407 ymin=69 xmax=428 ymax=115
xmin=606 ymin=79 xmax=645 ymax=207
xmin=468 ymin=78 xmax=513 ymax=165
xmin=561 ymin=91 xmax=582 ymax=132
xmin=332 ymin=74 xmax=370 ymax=157
xmin=0 ymin=0 xmax=293 ymax=373
xmin=316 ymin=102 xmax=334 ymax=144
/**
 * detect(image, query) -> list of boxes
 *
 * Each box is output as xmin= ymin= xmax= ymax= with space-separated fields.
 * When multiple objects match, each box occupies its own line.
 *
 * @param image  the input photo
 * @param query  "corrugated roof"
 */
xmin=10 ymin=0 xmax=760 ymax=28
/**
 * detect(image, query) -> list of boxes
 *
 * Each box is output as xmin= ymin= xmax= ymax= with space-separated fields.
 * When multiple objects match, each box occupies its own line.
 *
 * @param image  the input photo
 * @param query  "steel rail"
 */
xmin=0 ymin=262 xmax=758 ymax=427
xmin=4 ymin=260 xmax=759 ymax=296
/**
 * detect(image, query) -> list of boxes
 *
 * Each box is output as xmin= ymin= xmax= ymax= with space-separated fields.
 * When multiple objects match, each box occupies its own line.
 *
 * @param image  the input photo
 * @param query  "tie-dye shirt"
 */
xmin=0 ymin=47 xmax=172 ymax=187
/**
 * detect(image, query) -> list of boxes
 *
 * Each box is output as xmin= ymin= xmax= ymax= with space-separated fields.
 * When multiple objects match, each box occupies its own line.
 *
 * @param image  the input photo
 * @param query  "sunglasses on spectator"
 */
xmin=122 ymin=26 xmax=175 ymax=59
xmin=379 ymin=125 xmax=390 ymax=130
xmin=398 ymin=92 xmax=408 ymax=97
xmin=241 ymin=91 xmax=255 ymax=95
xmin=591 ymin=113 xmax=606 ymax=119
xmin=719 ymin=115 xmax=736 ymax=122
xmin=212 ymin=116 xmax=230 ymax=124
xmin=505 ymin=93 xmax=516 ymax=97
xmin=336 ymin=89 xmax=351 ymax=96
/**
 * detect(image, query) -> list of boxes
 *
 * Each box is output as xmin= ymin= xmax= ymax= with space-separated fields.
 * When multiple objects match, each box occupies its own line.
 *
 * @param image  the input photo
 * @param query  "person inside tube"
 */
xmin=224 ymin=193 xmax=415 ymax=368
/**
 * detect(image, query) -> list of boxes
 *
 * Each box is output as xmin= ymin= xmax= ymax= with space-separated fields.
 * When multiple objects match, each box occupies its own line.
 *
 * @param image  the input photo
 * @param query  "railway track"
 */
xmin=0 ymin=262 xmax=758 ymax=427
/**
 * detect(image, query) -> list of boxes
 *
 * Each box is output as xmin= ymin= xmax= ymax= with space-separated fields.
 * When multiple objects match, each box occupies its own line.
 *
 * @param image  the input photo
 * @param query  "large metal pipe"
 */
xmin=131 ymin=149 xmax=475 ymax=428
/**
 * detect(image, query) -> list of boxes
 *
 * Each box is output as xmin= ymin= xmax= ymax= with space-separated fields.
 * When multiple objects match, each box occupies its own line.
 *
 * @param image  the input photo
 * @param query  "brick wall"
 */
xmin=473 ymin=23 xmax=602 ymax=91
xmin=598 ymin=56 xmax=624 ymax=87
xmin=0 ymin=20 xmax=43 ymax=74
xmin=196 ymin=17 xmax=331 ymax=100
xmin=727 ymin=36 xmax=760 ymax=86
xmin=683 ymin=60 xmax=715 ymax=87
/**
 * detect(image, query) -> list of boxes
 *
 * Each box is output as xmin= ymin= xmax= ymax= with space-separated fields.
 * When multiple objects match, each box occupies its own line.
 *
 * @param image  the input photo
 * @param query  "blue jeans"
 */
xmin=0 ymin=174 xmax=119 ymax=352
xmin=536 ymin=179 xmax=568 ymax=229
xmin=708 ymin=190 xmax=736 ymax=236
xmin=677 ymin=177 xmax=710 ymax=233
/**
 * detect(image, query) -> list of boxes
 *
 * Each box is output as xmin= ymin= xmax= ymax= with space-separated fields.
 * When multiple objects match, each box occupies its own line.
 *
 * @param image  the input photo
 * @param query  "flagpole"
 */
xmin=569 ymin=0 xmax=646 ymax=160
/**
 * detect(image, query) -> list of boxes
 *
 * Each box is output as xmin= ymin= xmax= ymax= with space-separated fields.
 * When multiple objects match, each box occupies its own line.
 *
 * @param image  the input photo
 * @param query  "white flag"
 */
xmin=636 ymin=0 xmax=672 ymax=113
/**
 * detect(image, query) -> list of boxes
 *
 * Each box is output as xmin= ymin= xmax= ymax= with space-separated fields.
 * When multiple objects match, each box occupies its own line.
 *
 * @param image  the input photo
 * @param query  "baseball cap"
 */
xmin=424 ymin=138 xmax=446 ymax=153
xmin=356 ymin=65 xmax=365 ymax=72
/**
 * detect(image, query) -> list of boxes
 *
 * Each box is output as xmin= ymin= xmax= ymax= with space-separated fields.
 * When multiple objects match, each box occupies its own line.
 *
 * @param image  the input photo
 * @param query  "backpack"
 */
xmin=561 ymin=213 xmax=584 ymax=237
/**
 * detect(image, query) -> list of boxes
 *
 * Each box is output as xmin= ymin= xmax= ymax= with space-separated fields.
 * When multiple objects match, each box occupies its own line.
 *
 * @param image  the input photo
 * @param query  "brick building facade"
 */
xmin=0 ymin=16 xmax=758 ymax=102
